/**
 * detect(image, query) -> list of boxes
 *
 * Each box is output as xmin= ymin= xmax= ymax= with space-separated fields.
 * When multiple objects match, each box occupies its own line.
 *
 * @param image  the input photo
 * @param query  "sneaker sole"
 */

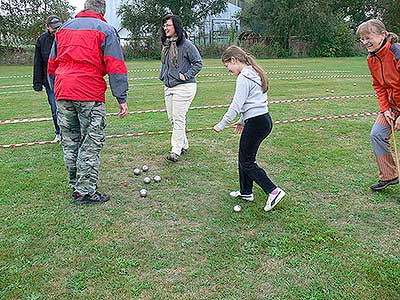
xmin=229 ymin=191 xmax=254 ymax=201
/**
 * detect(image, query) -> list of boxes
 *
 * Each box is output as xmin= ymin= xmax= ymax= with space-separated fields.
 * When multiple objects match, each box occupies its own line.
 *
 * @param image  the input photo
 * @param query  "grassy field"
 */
xmin=0 ymin=57 xmax=399 ymax=300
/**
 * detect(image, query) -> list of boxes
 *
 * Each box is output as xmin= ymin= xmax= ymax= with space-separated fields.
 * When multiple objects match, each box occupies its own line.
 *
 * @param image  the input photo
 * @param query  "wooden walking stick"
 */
xmin=390 ymin=119 xmax=400 ymax=180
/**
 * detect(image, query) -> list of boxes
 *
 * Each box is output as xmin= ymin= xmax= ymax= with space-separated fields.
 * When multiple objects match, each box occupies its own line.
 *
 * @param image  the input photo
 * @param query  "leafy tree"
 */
xmin=119 ymin=0 xmax=227 ymax=39
xmin=0 ymin=0 xmax=73 ymax=47
xmin=239 ymin=0 xmax=400 ymax=57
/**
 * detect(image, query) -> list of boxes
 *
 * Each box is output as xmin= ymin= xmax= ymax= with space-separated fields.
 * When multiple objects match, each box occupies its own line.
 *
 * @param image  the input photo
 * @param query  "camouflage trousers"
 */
xmin=56 ymin=100 xmax=107 ymax=195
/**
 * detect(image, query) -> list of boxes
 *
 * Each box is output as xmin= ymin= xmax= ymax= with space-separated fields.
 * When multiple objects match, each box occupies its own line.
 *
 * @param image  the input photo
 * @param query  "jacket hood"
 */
xmin=240 ymin=65 xmax=261 ymax=84
xmin=76 ymin=10 xmax=107 ymax=23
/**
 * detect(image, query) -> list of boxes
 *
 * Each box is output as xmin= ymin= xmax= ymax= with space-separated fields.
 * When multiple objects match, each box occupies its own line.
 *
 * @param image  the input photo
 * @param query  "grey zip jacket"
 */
xmin=159 ymin=38 xmax=203 ymax=88
xmin=216 ymin=66 xmax=269 ymax=130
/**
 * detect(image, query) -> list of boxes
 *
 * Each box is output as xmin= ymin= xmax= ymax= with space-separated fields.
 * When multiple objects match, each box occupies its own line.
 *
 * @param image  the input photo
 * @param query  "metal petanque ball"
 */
xmin=233 ymin=205 xmax=241 ymax=212
xmin=153 ymin=175 xmax=161 ymax=183
xmin=133 ymin=168 xmax=141 ymax=175
xmin=353 ymin=83 xmax=357 ymax=86
xmin=142 ymin=165 xmax=149 ymax=172
xmin=331 ymin=89 xmax=334 ymax=93
xmin=326 ymin=88 xmax=329 ymax=92
xmin=144 ymin=177 xmax=151 ymax=184
xmin=139 ymin=189 xmax=148 ymax=197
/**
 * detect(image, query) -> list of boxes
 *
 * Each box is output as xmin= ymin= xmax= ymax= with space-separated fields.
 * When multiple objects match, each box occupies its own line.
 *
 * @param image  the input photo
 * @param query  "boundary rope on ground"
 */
xmin=0 ymin=112 xmax=378 ymax=148
xmin=0 ymin=74 xmax=371 ymax=93
xmin=0 ymin=65 xmax=309 ymax=79
xmin=0 ymin=94 xmax=377 ymax=125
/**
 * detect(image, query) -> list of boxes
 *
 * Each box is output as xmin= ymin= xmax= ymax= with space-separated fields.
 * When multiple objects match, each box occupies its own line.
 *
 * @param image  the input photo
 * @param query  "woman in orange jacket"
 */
xmin=357 ymin=19 xmax=400 ymax=190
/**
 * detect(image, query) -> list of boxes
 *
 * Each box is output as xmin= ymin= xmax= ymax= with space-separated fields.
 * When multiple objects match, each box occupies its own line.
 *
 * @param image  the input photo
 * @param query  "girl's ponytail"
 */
xmin=244 ymin=53 xmax=269 ymax=93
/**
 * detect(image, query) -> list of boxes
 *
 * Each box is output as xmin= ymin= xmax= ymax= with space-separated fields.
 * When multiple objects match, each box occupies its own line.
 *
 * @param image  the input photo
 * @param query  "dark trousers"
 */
xmin=239 ymin=113 xmax=276 ymax=195
xmin=45 ymin=85 xmax=60 ymax=135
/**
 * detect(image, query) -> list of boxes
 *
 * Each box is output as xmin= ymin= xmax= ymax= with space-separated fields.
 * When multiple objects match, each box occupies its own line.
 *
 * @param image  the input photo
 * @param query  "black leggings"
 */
xmin=238 ymin=113 xmax=276 ymax=195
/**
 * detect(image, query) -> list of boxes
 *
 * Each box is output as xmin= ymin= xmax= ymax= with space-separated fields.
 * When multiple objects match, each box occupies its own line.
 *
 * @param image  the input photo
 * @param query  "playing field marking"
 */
xmin=0 ymin=94 xmax=376 ymax=125
xmin=0 ymin=65 xmax=308 ymax=79
xmin=0 ymin=111 xmax=378 ymax=148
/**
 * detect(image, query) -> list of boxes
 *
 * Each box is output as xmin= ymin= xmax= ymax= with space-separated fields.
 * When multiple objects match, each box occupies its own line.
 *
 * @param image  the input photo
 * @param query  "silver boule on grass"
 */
xmin=133 ymin=168 xmax=141 ymax=175
xmin=143 ymin=177 xmax=151 ymax=184
xmin=233 ymin=205 xmax=241 ymax=212
xmin=139 ymin=189 xmax=148 ymax=197
xmin=142 ymin=165 xmax=149 ymax=172
xmin=153 ymin=175 xmax=161 ymax=183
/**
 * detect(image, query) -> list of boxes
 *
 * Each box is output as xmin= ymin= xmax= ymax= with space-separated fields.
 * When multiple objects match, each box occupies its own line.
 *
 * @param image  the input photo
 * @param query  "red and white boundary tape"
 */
xmin=0 ymin=65 xmax=308 ymax=80
xmin=0 ymin=74 xmax=371 ymax=94
xmin=0 ymin=112 xmax=379 ymax=148
xmin=0 ymin=94 xmax=377 ymax=125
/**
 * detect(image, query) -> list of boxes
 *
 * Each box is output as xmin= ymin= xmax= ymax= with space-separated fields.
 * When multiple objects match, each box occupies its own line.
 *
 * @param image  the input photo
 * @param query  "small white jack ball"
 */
xmin=233 ymin=205 xmax=241 ymax=212
xmin=139 ymin=189 xmax=147 ymax=197
xmin=331 ymin=89 xmax=334 ymax=93
xmin=353 ymin=83 xmax=357 ymax=86
xmin=142 ymin=165 xmax=149 ymax=172
xmin=133 ymin=168 xmax=141 ymax=175
xmin=153 ymin=175 xmax=161 ymax=183
xmin=326 ymin=88 xmax=329 ymax=92
xmin=144 ymin=177 xmax=151 ymax=184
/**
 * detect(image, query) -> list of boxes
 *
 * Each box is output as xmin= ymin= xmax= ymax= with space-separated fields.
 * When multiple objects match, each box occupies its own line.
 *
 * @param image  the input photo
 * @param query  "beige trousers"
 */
xmin=164 ymin=83 xmax=197 ymax=155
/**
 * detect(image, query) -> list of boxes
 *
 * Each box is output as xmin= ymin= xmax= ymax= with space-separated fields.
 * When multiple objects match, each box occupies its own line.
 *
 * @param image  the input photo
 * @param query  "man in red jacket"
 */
xmin=48 ymin=0 xmax=129 ymax=204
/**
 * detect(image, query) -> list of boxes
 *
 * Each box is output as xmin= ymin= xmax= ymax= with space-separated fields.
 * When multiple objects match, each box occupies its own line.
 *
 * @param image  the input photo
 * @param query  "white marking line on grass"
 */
xmin=0 ymin=84 xmax=31 ymax=89
xmin=0 ymin=73 xmax=370 ymax=94
xmin=0 ymin=94 xmax=377 ymax=125
xmin=0 ymin=112 xmax=379 ymax=148
xmin=127 ymin=74 xmax=370 ymax=86
xmin=0 ymin=90 xmax=32 ymax=95
xmin=127 ymin=70 xmax=354 ymax=81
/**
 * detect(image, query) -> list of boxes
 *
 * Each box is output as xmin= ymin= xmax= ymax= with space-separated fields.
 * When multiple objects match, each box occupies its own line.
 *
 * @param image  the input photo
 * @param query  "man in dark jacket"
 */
xmin=48 ymin=0 xmax=129 ymax=204
xmin=33 ymin=15 xmax=62 ymax=142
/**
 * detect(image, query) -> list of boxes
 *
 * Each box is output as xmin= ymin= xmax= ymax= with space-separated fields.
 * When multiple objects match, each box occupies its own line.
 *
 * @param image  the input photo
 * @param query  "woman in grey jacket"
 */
xmin=214 ymin=46 xmax=285 ymax=212
xmin=160 ymin=14 xmax=203 ymax=162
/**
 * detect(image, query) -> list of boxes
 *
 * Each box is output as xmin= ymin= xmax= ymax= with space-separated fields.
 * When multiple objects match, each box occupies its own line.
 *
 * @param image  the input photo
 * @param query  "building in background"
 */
xmin=104 ymin=0 xmax=129 ymax=41
xmin=105 ymin=0 xmax=245 ymax=44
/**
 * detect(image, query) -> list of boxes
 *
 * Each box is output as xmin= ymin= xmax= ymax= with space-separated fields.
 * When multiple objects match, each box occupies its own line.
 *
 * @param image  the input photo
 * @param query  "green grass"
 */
xmin=0 ymin=57 xmax=399 ymax=300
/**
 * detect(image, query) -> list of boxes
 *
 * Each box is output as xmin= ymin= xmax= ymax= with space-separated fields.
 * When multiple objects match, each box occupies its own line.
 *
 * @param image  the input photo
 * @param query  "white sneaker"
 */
xmin=53 ymin=134 xmax=61 ymax=142
xmin=229 ymin=190 xmax=254 ymax=201
xmin=264 ymin=188 xmax=286 ymax=212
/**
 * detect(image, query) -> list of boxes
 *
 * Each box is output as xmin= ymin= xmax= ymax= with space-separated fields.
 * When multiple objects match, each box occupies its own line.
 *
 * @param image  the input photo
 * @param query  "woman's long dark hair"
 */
xmin=160 ymin=14 xmax=187 ymax=45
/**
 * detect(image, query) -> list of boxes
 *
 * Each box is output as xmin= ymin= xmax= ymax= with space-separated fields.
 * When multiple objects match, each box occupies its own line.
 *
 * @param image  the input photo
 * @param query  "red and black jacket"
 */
xmin=48 ymin=10 xmax=128 ymax=103
xmin=368 ymin=38 xmax=400 ymax=112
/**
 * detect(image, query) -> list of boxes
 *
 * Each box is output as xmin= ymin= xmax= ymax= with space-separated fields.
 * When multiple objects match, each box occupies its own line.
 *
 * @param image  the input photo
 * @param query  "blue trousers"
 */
xmin=239 ymin=113 xmax=277 ymax=195
xmin=45 ymin=86 xmax=60 ymax=135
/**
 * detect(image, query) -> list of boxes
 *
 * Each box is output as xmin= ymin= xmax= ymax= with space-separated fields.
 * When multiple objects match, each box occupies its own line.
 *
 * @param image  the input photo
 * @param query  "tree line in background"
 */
xmin=240 ymin=0 xmax=400 ymax=57
xmin=1 ymin=0 xmax=399 ymax=62
xmin=0 ymin=0 xmax=73 ymax=47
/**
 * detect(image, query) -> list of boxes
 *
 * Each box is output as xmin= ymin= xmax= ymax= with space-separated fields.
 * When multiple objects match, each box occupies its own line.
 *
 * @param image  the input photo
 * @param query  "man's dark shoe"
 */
xmin=72 ymin=190 xmax=110 ymax=204
xmin=181 ymin=148 xmax=189 ymax=155
xmin=71 ymin=191 xmax=88 ymax=204
xmin=85 ymin=191 xmax=110 ymax=203
xmin=166 ymin=152 xmax=180 ymax=162
xmin=370 ymin=177 xmax=399 ymax=191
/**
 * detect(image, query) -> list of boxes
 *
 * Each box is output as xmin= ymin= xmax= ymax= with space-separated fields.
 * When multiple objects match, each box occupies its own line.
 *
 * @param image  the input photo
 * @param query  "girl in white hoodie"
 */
xmin=214 ymin=46 xmax=285 ymax=212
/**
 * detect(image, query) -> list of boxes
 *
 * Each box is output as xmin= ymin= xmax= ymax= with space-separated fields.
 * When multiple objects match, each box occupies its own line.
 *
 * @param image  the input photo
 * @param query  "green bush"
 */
xmin=197 ymin=43 xmax=227 ymax=59
xmin=123 ymin=38 xmax=161 ymax=60
xmin=0 ymin=46 xmax=34 ymax=65
xmin=246 ymin=42 xmax=289 ymax=59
